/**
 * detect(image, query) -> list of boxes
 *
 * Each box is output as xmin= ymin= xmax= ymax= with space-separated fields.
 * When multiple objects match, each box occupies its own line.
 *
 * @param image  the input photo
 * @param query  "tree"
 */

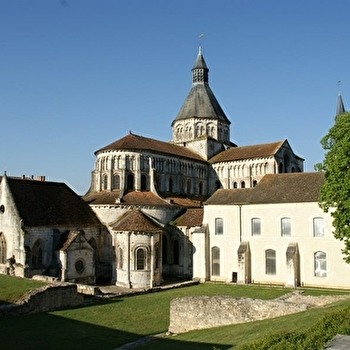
xmin=319 ymin=111 xmax=350 ymax=263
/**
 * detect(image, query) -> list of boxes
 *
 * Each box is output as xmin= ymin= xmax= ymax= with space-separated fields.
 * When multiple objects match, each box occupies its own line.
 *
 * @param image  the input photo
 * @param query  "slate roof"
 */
xmin=173 ymin=49 xmax=230 ymax=124
xmin=113 ymin=209 xmax=162 ymax=232
xmin=96 ymin=132 xmax=205 ymax=161
xmin=204 ymin=172 xmax=324 ymax=205
xmin=5 ymin=177 xmax=100 ymax=227
xmin=174 ymin=83 xmax=230 ymax=124
xmin=209 ymin=140 xmax=285 ymax=163
xmin=174 ymin=208 xmax=204 ymax=227
xmin=84 ymin=190 xmax=173 ymax=206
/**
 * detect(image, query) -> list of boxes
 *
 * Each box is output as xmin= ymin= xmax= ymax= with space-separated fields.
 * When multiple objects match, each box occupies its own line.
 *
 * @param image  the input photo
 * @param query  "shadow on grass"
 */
xmin=0 ymin=305 xmax=232 ymax=350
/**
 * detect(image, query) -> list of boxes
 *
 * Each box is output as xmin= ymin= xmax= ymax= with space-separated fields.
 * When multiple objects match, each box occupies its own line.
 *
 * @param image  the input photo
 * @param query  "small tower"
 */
xmin=336 ymin=91 xmax=345 ymax=115
xmin=171 ymin=47 xmax=233 ymax=160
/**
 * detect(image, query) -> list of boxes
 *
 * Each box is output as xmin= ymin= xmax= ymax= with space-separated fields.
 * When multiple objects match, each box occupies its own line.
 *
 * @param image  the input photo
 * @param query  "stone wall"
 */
xmin=168 ymin=292 xmax=350 ymax=334
xmin=0 ymin=283 xmax=84 ymax=318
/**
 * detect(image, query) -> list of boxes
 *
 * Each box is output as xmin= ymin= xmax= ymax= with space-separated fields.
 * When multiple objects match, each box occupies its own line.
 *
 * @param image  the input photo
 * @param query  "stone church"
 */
xmin=82 ymin=47 xmax=303 ymax=288
xmin=1 ymin=47 xmax=349 ymax=289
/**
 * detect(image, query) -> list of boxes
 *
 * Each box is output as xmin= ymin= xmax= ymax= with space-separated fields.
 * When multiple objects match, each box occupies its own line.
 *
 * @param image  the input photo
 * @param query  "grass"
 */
xmin=0 ymin=274 xmax=47 ymax=305
xmin=0 ymin=275 xmax=350 ymax=349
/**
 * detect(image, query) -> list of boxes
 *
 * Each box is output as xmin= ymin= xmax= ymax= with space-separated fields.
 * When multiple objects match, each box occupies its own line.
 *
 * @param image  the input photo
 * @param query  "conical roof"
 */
xmin=337 ymin=92 xmax=345 ymax=115
xmin=172 ymin=48 xmax=230 ymax=125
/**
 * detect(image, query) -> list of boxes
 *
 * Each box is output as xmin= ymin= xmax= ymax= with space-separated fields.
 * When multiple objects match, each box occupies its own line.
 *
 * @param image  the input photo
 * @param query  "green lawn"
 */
xmin=0 ymin=275 xmax=350 ymax=350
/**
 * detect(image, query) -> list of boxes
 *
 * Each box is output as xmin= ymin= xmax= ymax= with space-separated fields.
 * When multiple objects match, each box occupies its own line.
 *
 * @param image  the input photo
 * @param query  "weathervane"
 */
xmin=199 ymin=33 xmax=204 ymax=51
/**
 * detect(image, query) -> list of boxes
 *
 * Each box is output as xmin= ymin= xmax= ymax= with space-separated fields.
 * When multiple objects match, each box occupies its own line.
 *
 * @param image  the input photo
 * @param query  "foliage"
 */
xmin=319 ymin=111 xmax=350 ymax=262
xmin=237 ymin=303 xmax=350 ymax=350
xmin=314 ymin=162 xmax=324 ymax=172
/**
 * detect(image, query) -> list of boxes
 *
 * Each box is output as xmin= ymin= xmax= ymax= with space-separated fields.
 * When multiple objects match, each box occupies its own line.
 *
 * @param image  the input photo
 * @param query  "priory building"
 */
xmin=1 ymin=47 xmax=349 ymax=289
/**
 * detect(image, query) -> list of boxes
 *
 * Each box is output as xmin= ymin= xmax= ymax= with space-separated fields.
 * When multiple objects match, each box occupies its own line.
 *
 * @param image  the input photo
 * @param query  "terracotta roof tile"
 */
xmin=209 ymin=140 xmax=285 ymax=163
xmin=174 ymin=208 xmax=204 ymax=227
xmin=113 ymin=209 xmax=162 ymax=232
xmin=84 ymin=190 xmax=172 ymax=206
xmin=5 ymin=177 xmax=100 ymax=227
xmin=204 ymin=172 xmax=324 ymax=205
xmin=96 ymin=133 xmax=205 ymax=162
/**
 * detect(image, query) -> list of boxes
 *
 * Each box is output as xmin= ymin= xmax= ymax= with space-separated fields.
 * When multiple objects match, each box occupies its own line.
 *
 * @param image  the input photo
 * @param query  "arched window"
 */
xmin=32 ymin=239 xmax=43 ymax=266
xmin=187 ymin=179 xmax=191 ymax=194
xmin=212 ymin=246 xmax=220 ymax=276
xmin=102 ymin=174 xmax=108 ymax=190
xmin=141 ymin=174 xmax=147 ymax=190
xmin=173 ymin=240 xmax=179 ymax=265
xmin=241 ymin=181 xmax=245 ymax=188
xmin=113 ymin=174 xmax=120 ymax=190
xmin=313 ymin=218 xmax=324 ymax=237
xmin=233 ymin=182 xmax=237 ymax=189
xmin=314 ymin=251 xmax=327 ymax=277
xmin=168 ymin=178 xmax=173 ymax=192
xmin=0 ymin=233 xmax=6 ymax=264
xmin=265 ymin=249 xmax=276 ymax=275
xmin=251 ymin=218 xmax=261 ymax=236
xmin=215 ymin=218 xmax=224 ymax=235
xmin=281 ymin=217 xmax=291 ymax=237
xmin=198 ymin=181 xmax=203 ymax=195
xmin=136 ymin=248 xmax=146 ymax=270
xmin=127 ymin=174 xmax=134 ymax=191
xmin=118 ymin=247 xmax=123 ymax=269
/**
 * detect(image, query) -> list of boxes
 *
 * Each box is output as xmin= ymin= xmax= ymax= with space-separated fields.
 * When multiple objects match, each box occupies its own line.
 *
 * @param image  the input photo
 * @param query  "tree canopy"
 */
xmin=319 ymin=111 xmax=350 ymax=262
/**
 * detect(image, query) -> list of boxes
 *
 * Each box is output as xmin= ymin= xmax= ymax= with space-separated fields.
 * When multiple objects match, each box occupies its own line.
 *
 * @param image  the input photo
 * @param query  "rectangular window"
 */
xmin=251 ymin=218 xmax=261 ymax=236
xmin=281 ymin=217 xmax=291 ymax=237
xmin=215 ymin=218 xmax=223 ymax=235
xmin=313 ymin=218 xmax=324 ymax=237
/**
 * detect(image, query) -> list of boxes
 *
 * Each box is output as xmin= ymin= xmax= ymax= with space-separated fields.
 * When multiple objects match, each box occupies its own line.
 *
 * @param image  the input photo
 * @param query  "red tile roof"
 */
xmin=209 ymin=140 xmax=285 ymax=163
xmin=113 ymin=209 xmax=162 ymax=232
xmin=5 ymin=177 xmax=100 ymax=227
xmin=204 ymin=172 xmax=324 ymax=205
xmin=174 ymin=208 xmax=204 ymax=227
xmin=96 ymin=132 xmax=205 ymax=162
xmin=84 ymin=190 xmax=172 ymax=206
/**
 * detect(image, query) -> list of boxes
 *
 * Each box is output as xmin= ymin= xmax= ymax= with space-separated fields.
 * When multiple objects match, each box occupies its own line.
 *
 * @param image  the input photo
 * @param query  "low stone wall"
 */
xmin=168 ymin=292 xmax=350 ymax=334
xmin=0 ymin=283 xmax=84 ymax=318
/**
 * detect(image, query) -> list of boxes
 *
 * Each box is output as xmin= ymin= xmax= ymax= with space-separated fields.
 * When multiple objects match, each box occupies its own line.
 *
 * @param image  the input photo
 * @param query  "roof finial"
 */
xmin=336 ymin=80 xmax=346 ymax=115
xmin=199 ymin=33 xmax=204 ymax=53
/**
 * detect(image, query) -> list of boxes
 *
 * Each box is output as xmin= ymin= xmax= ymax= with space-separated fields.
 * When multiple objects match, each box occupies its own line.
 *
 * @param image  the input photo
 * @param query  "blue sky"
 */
xmin=1 ymin=0 xmax=349 ymax=194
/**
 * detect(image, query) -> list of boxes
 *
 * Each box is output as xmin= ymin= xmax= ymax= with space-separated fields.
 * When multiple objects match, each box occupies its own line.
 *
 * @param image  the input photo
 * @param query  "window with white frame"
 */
xmin=313 ymin=217 xmax=324 ymax=237
xmin=265 ymin=249 xmax=276 ymax=275
xmin=314 ymin=251 xmax=327 ymax=277
xmin=215 ymin=218 xmax=223 ymax=235
xmin=281 ymin=217 xmax=291 ymax=237
xmin=251 ymin=218 xmax=261 ymax=236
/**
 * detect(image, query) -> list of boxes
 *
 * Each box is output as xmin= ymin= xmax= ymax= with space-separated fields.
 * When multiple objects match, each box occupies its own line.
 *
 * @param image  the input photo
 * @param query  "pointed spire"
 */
xmin=192 ymin=46 xmax=209 ymax=84
xmin=336 ymin=91 xmax=345 ymax=115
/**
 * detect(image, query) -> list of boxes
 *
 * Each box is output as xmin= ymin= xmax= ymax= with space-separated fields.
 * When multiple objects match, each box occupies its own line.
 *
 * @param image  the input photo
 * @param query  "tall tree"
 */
xmin=319 ymin=110 xmax=350 ymax=262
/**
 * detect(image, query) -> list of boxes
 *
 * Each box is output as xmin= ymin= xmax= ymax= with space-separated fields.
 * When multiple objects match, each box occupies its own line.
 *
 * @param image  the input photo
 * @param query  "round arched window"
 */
xmin=0 ymin=205 xmax=4 ymax=213
xmin=75 ymin=259 xmax=85 ymax=274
